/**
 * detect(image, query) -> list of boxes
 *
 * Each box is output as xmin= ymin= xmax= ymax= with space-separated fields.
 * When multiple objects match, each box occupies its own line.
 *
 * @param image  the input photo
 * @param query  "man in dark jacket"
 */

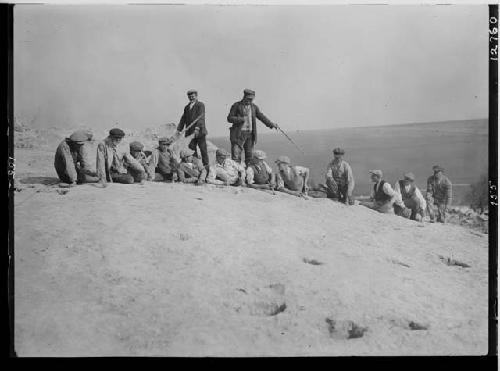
xmin=176 ymin=89 xmax=209 ymax=169
xmin=227 ymin=89 xmax=279 ymax=166
xmin=177 ymin=148 xmax=208 ymax=184
xmin=54 ymin=130 xmax=99 ymax=185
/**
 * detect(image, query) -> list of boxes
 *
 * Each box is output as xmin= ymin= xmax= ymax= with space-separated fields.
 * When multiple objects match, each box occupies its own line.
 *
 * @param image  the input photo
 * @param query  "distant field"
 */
xmin=211 ymin=119 xmax=488 ymax=205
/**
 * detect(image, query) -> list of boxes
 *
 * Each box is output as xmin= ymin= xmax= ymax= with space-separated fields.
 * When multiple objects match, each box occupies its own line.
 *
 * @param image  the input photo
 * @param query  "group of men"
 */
xmin=54 ymin=88 xmax=453 ymax=223
xmin=357 ymin=166 xmax=453 ymax=223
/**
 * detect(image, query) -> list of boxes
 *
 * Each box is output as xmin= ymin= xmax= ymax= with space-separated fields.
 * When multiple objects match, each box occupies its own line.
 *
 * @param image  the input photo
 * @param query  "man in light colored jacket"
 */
xmin=393 ymin=172 xmax=426 ymax=221
xmin=148 ymin=137 xmax=180 ymax=182
xmin=215 ymin=148 xmax=246 ymax=186
xmin=274 ymin=156 xmax=310 ymax=198
xmin=96 ymin=128 xmax=135 ymax=184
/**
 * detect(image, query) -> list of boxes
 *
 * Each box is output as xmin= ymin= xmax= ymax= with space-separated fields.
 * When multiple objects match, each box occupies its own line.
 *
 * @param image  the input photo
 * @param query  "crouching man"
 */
xmin=274 ymin=156 xmax=310 ymax=198
xmin=126 ymin=141 xmax=152 ymax=184
xmin=215 ymin=148 xmax=246 ymax=186
xmin=393 ymin=172 xmax=426 ymax=221
xmin=148 ymin=137 xmax=179 ymax=182
xmin=360 ymin=170 xmax=405 ymax=213
xmin=426 ymin=165 xmax=452 ymax=223
xmin=325 ymin=147 xmax=355 ymax=205
xmin=177 ymin=148 xmax=208 ymax=184
xmin=246 ymin=150 xmax=275 ymax=190
xmin=96 ymin=128 xmax=136 ymax=184
xmin=54 ymin=130 xmax=99 ymax=186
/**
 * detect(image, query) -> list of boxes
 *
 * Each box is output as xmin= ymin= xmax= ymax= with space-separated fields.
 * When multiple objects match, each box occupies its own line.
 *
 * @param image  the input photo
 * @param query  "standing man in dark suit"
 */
xmin=176 ymin=89 xmax=209 ymax=170
xmin=227 ymin=89 xmax=279 ymax=166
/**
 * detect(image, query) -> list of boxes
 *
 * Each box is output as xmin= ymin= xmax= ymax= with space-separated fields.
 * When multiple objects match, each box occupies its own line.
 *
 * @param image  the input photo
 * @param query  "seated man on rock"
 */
xmin=148 ymin=137 xmax=179 ymax=182
xmin=245 ymin=150 xmax=275 ymax=191
xmin=215 ymin=148 xmax=246 ymax=186
xmin=360 ymin=170 xmax=406 ymax=213
xmin=96 ymin=128 xmax=136 ymax=184
xmin=126 ymin=141 xmax=152 ymax=184
xmin=393 ymin=172 xmax=426 ymax=221
xmin=54 ymin=130 xmax=99 ymax=186
xmin=274 ymin=156 xmax=310 ymax=198
xmin=177 ymin=148 xmax=208 ymax=184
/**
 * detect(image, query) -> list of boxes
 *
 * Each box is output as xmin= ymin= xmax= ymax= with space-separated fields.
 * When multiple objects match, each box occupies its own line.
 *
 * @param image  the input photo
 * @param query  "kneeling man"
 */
xmin=393 ymin=172 xmax=426 ymax=221
xmin=325 ymin=147 xmax=355 ymax=205
xmin=96 ymin=128 xmax=136 ymax=184
xmin=148 ymin=137 xmax=179 ymax=182
xmin=127 ymin=141 xmax=152 ymax=183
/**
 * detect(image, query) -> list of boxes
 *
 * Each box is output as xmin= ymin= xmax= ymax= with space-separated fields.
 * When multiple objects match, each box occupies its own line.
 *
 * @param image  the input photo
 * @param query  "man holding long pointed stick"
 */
xmin=227 ymin=89 xmax=279 ymax=166
xmin=176 ymin=89 xmax=209 ymax=170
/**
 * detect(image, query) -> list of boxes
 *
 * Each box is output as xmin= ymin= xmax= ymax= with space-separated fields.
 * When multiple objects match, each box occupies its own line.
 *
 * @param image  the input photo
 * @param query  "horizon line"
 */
xmin=208 ymin=117 xmax=488 ymax=139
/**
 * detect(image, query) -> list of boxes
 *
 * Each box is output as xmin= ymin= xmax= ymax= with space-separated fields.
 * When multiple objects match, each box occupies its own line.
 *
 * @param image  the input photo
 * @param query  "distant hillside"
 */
xmin=211 ymin=119 xmax=488 ymax=204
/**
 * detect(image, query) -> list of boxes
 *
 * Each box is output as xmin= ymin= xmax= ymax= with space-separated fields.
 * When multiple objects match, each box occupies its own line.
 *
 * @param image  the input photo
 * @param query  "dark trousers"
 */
xmin=326 ymin=178 xmax=349 ymax=202
xmin=402 ymin=198 xmax=425 ymax=221
xmin=156 ymin=167 xmax=174 ymax=181
xmin=188 ymin=135 xmax=209 ymax=167
xmin=127 ymin=168 xmax=146 ymax=183
xmin=58 ymin=170 xmax=99 ymax=184
xmin=111 ymin=172 xmax=135 ymax=184
xmin=231 ymin=130 xmax=253 ymax=166
xmin=428 ymin=202 xmax=447 ymax=223
xmin=77 ymin=171 xmax=99 ymax=184
xmin=178 ymin=163 xmax=200 ymax=179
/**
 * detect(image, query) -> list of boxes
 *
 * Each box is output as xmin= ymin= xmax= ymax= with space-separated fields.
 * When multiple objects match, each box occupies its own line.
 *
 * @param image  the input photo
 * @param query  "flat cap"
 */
xmin=275 ymin=155 xmax=291 ymax=165
xmin=216 ymin=148 xmax=230 ymax=157
xmin=109 ymin=128 xmax=125 ymax=138
xmin=432 ymin=165 xmax=444 ymax=172
xmin=159 ymin=137 xmax=174 ymax=144
xmin=243 ymin=88 xmax=256 ymax=96
xmin=187 ymin=89 xmax=198 ymax=95
xmin=69 ymin=130 xmax=90 ymax=143
xmin=252 ymin=149 xmax=266 ymax=160
xmin=403 ymin=172 xmax=415 ymax=182
xmin=129 ymin=141 xmax=144 ymax=152
xmin=369 ymin=169 xmax=383 ymax=178
xmin=333 ymin=147 xmax=345 ymax=155
xmin=180 ymin=148 xmax=195 ymax=159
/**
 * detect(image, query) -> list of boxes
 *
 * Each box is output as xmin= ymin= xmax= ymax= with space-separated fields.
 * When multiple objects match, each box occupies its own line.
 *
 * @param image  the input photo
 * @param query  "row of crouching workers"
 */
xmin=55 ymin=128 xmax=452 ymax=224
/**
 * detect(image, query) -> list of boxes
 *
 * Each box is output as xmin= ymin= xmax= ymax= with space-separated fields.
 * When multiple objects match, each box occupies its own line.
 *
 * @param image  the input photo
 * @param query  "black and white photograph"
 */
xmin=8 ymin=0 xmax=496 ymax=357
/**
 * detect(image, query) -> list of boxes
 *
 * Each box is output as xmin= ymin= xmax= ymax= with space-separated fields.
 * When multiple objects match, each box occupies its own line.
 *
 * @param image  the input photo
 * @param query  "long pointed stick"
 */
xmin=277 ymin=126 xmax=305 ymax=155
xmin=172 ymin=114 xmax=204 ymax=141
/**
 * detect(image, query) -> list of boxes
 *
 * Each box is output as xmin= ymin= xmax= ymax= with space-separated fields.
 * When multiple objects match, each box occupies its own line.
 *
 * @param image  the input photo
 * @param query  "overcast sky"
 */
xmin=14 ymin=5 xmax=488 ymax=137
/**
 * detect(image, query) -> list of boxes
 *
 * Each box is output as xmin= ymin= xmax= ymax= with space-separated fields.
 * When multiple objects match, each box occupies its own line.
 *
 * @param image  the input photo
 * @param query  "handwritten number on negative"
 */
xmin=489 ymin=182 xmax=498 ymax=207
